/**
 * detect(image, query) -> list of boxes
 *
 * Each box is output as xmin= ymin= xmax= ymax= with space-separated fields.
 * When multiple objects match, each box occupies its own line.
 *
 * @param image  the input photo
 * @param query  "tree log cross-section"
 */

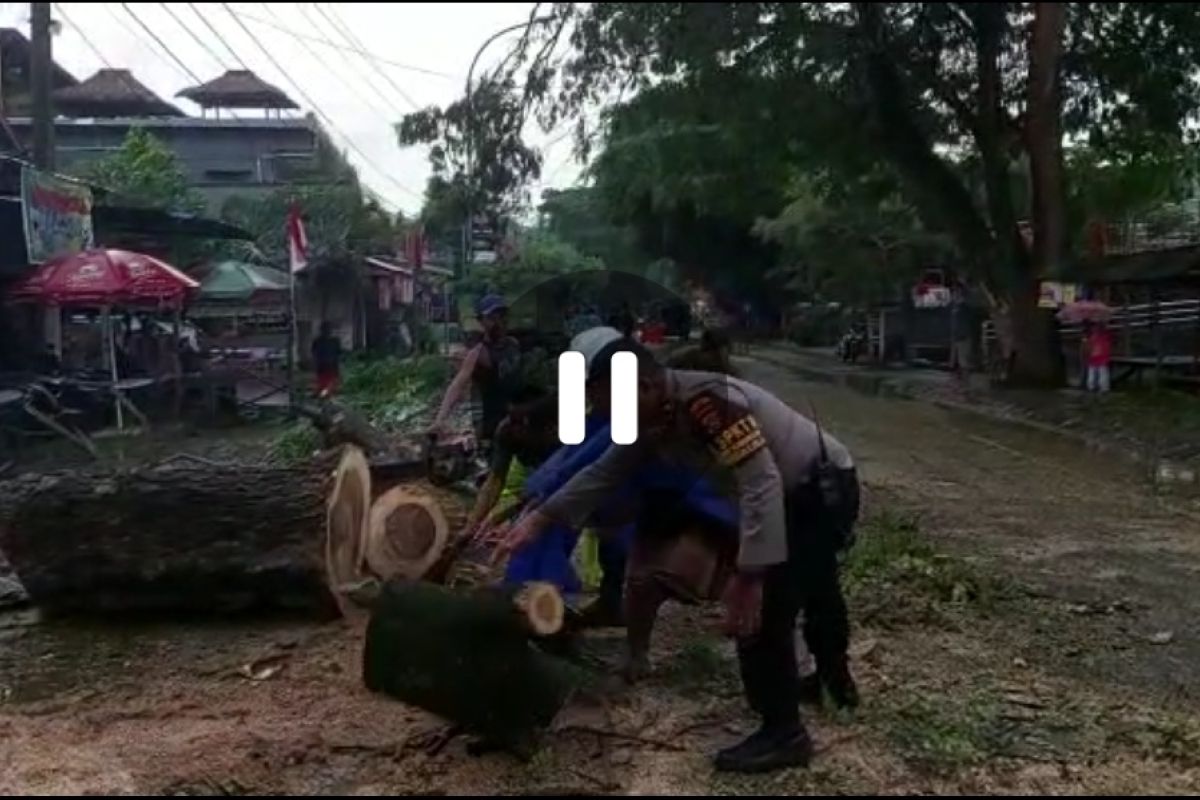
xmin=365 ymin=484 xmax=452 ymax=581
xmin=0 ymin=446 xmax=372 ymax=616
xmin=362 ymin=579 xmax=577 ymax=756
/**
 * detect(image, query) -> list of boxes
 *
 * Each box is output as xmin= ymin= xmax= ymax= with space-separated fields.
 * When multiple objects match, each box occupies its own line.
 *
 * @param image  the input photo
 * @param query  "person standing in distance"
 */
xmin=493 ymin=339 xmax=861 ymax=773
xmin=311 ymin=321 xmax=343 ymax=397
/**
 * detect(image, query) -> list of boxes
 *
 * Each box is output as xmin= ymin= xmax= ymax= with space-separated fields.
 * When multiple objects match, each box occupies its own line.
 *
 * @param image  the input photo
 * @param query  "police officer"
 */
xmin=496 ymin=338 xmax=860 ymax=773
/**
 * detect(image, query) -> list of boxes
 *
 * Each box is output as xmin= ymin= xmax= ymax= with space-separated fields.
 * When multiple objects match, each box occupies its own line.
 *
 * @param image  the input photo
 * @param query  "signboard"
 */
xmin=21 ymin=167 xmax=95 ymax=263
xmin=1038 ymin=281 xmax=1080 ymax=309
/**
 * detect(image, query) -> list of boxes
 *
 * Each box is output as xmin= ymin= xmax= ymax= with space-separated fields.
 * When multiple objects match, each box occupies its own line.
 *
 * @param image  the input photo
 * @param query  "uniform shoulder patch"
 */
xmin=685 ymin=389 xmax=767 ymax=467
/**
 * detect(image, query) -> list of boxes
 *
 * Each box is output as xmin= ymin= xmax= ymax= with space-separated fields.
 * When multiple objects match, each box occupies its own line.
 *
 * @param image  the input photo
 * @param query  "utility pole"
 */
xmin=30 ymin=1 xmax=54 ymax=170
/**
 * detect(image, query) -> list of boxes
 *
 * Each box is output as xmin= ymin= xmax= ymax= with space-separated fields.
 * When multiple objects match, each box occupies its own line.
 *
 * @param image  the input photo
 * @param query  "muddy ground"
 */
xmin=1 ymin=354 xmax=1199 ymax=794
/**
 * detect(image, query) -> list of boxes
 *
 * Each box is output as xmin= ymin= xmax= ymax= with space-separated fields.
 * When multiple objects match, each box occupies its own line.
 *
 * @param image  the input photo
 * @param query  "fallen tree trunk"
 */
xmin=296 ymin=397 xmax=391 ymax=454
xmin=364 ymin=479 xmax=473 ymax=583
xmin=0 ymin=446 xmax=371 ymax=616
xmin=362 ymin=579 xmax=577 ymax=755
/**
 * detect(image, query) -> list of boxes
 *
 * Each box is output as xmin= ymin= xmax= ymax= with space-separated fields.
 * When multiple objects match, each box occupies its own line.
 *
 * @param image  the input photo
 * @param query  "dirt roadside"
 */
xmin=0 ymin=355 xmax=1197 ymax=794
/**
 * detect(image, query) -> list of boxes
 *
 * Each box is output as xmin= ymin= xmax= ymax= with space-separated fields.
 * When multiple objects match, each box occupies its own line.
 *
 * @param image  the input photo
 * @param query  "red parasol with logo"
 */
xmin=8 ymin=249 xmax=198 ymax=431
xmin=8 ymin=248 xmax=198 ymax=308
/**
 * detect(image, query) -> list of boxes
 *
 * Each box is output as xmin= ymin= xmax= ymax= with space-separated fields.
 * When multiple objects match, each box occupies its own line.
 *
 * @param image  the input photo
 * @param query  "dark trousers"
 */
xmin=597 ymin=533 xmax=628 ymax=610
xmin=736 ymin=470 xmax=857 ymax=730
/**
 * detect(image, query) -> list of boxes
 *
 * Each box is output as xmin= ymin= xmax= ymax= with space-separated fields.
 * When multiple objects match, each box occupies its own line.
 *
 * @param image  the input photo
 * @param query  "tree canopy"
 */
xmin=220 ymin=182 xmax=398 ymax=300
xmin=82 ymin=127 xmax=203 ymax=213
xmin=486 ymin=2 xmax=1200 ymax=383
xmin=399 ymin=76 xmax=544 ymax=233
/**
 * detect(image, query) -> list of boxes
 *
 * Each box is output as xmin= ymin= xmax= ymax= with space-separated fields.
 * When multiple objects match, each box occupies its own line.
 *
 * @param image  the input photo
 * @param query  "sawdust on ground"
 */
xmin=1 ymin=355 xmax=1199 ymax=794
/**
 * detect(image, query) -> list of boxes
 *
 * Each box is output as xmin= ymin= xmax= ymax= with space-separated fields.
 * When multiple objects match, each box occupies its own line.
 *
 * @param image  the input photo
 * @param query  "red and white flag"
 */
xmin=287 ymin=204 xmax=308 ymax=274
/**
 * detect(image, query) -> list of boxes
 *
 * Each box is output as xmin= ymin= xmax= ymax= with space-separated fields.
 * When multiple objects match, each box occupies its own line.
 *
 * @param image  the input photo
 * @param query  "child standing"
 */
xmin=1085 ymin=321 xmax=1113 ymax=393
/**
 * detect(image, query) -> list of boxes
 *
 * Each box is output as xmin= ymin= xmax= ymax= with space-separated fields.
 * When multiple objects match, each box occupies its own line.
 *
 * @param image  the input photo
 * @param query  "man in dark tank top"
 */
xmin=431 ymin=294 xmax=522 ymax=451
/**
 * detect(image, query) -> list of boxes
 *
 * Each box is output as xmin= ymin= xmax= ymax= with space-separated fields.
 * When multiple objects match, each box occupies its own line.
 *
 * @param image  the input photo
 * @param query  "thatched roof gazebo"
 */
xmin=177 ymin=70 xmax=299 ymax=117
xmin=52 ymin=69 xmax=183 ymax=118
xmin=1 ymin=28 xmax=78 ymax=116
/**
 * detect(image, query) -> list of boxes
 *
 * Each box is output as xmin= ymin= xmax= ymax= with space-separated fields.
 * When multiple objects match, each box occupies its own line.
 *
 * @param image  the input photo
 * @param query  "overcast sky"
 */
xmin=0 ymin=2 xmax=584 ymax=215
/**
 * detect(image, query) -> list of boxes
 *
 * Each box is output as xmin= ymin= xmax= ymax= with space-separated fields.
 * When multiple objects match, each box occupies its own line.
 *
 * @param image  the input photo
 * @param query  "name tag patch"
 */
xmin=686 ymin=391 xmax=767 ymax=467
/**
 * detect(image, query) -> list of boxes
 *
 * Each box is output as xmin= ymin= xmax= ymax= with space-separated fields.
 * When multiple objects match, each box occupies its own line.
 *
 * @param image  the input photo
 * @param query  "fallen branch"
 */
xmin=669 ymin=716 xmax=730 ymax=738
xmin=555 ymin=724 xmax=686 ymax=752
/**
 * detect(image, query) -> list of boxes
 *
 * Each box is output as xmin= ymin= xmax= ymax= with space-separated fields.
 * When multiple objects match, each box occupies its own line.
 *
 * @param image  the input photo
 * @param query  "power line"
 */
xmin=259 ymin=2 xmax=400 ymax=122
xmin=120 ymin=3 xmax=205 ymax=85
xmin=159 ymin=2 xmax=229 ymax=72
xmin=228 ymin=7 xmax=458 ymax=81
xmin=101 ymin=3 xmax=189 ymax=83
xmin=54 ymin=3 xmax=113 ymax=68
xmin=291 ymin=2 xmax=406 ymax=118
xmin=121 ymin=4 xmax=243 ymax=119
xmin=219 ymin=2 xmax=420 ymax=202
xmin=187 ymin=2 xmax=250 ymax=70
xmin=314 ymin=3 xmax=419 ymax=110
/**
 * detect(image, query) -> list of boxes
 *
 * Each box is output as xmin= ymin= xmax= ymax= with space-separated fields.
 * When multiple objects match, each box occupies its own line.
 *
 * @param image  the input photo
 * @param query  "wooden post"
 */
xmin=1192 ymin=294 xmax=1199 ymax=375
xmin=104 ymin=307 xmax=124 ymax=431
xmin=30 ymin=3 xmax=54 ymax=170
xmin=1122 ymin=287 xmax=1133 ymax=357
xmin=1152 ymin=289 xmax=1163 ymax=389
xmin=878 ymin=308 xmax=887 ymax=364
xmin=173 ymin=307 xmax=183 ymax=420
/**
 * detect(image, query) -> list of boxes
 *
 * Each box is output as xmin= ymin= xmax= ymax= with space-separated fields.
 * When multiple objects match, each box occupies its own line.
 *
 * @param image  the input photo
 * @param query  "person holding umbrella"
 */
xmin=1084 ymin=320 xmax=1113 ymax=393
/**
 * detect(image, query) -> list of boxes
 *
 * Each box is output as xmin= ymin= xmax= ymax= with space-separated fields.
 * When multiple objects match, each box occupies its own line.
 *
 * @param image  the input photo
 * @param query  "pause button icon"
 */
xmin=557 ymin=351 xmax=639 ymax=445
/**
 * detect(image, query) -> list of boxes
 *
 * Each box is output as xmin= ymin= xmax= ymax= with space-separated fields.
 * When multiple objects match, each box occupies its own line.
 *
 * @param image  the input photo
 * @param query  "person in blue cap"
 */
xmin=431 ymin=293 xmax=522 ymax=452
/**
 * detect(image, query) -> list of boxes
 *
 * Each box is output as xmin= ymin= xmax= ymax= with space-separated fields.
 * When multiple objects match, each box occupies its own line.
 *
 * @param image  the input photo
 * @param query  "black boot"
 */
xmin=573 ymin=595 xmax=625 ymax=629
xmin=713 ymin=723 xmax=814 ymax=773
xmin=798 ymin=673 xmax=824 ymax=707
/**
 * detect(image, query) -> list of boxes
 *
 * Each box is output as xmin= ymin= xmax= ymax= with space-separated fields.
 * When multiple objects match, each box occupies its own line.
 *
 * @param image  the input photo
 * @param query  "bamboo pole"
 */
xmin=104 ymin=307 xmax=124 ymax=431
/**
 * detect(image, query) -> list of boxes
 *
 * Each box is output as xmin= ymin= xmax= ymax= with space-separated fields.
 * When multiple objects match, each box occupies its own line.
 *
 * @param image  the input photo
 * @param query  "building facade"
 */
xmin=5 ymin=115 xmax=322 ymax=212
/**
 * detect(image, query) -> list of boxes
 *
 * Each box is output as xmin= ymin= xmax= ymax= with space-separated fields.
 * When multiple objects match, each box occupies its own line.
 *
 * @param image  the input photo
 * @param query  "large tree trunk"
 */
xmin=1011 ymin=2 xmax=1068 ymax=387
xmin=1001 ymin=284 xmax=1065 ymax=388
xmin=855 ymin=3 xmax=1066 ymax=386
xmin=362 ymin=579 xmax=577 ymax=756
xmin=1027 ymin=2 xmax=1068 ymax=278
xmin=0 ymin=447 xmax=372 ymax=616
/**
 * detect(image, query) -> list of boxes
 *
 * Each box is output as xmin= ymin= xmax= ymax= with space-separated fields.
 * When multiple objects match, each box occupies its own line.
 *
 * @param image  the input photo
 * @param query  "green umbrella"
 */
xmin=196 ymin=261 xmax=290 ymax=302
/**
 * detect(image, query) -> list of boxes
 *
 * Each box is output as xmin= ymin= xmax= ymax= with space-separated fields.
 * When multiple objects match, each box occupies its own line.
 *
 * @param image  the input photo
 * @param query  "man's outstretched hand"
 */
xmin=488 ymin=509 xmax=550 ymax=565
xmin=721 ymin=572 xmax=764 ymax=639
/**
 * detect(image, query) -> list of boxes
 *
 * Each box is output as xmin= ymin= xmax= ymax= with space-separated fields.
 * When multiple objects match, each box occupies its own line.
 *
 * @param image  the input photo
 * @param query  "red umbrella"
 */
xmin=8 ymin=248 xmax=198 ymax=308
xmin=1057 ymin=300 xmax=1114 ymax=324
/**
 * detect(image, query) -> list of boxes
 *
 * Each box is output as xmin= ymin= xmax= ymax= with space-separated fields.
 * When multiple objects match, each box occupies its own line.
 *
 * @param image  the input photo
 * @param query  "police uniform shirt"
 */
xmin=538 ymin=369 xmax=854 ymax=569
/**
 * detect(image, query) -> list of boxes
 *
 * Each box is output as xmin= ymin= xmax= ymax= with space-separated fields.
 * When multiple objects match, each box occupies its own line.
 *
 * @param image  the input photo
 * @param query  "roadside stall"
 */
xmin=189 ymin=260 xmax=291 ymax=412
xmin=6 ymin=247 xmax=198 ymax=433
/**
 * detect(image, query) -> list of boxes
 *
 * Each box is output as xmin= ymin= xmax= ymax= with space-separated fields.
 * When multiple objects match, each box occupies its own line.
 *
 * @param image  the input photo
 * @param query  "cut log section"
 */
xmin=365 ymin=485 xmax=450 ymax=581
xmin=363 ymin=579 xmax=578 ymax=755
xmin=325 ymin=446 xmax=373 ymax=618
xmin=0 ymin=446 xmax=372 ymax=616
xmin=514 ymin=581 xmax=566 ymax=636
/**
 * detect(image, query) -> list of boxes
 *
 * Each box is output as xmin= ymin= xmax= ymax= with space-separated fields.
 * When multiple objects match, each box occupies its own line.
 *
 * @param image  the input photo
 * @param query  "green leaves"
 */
xmin=219 ymin=184 xmax=397 ymax=277
xmin=456 ymin=231 xmax=601 ymax=301
xmin=82 ymin=127 xmax=204 ymax=214
xmin=398 ymin=77 xmax=543 ymax=221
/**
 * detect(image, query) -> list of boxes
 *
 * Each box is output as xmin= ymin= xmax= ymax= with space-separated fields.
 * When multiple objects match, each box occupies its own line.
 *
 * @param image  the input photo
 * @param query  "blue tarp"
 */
xmin=503 ymin=419 xmax=738 ymax=591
